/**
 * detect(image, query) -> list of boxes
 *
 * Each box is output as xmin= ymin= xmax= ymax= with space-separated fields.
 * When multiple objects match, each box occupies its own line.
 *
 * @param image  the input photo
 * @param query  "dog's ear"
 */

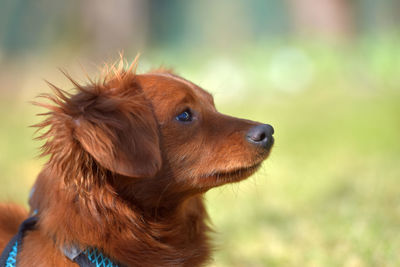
xmin=70 ymin=79 xmax=161 ymax=178
xmin=35 ymin=71 xmax=162 ymax=179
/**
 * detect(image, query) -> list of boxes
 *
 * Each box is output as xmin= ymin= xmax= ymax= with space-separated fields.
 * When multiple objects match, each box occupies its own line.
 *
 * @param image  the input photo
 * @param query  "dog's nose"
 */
xmin=246 ymin=124 xmax=274 ymax=148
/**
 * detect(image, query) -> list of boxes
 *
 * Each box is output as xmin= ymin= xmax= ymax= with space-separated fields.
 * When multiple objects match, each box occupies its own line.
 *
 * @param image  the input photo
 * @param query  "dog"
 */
xmin=0 ymin=60 xmax=274 ymax=266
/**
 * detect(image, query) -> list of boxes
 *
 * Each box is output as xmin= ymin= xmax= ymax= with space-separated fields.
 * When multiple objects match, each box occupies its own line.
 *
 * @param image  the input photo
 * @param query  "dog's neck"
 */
xmin=30 ymin=167 xmax=212 ymax=266
xmin=113 ymin=172 xmax=208 ymax=214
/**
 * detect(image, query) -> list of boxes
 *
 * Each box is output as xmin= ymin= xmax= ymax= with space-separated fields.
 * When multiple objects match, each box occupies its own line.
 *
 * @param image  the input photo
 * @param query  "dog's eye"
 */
xmin=176 ymin=109 xmax=193 ymax=122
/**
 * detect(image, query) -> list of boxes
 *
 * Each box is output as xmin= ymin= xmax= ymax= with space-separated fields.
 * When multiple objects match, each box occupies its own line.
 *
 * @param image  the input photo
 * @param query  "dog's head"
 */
xmin=35 ymin=63 xmax=274 ymax=205
xmin=136 ymin=73 xmax=274 ymax=190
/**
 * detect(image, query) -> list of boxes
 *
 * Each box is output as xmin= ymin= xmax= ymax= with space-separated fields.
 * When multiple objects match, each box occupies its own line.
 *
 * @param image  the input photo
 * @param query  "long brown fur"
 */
xmin=0 ymin=58 xmax=273 ymax=266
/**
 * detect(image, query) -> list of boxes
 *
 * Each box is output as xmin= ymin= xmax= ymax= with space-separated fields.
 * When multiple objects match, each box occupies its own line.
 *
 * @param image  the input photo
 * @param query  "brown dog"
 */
xmin=0 ymin=61 xmax=274 ymax=266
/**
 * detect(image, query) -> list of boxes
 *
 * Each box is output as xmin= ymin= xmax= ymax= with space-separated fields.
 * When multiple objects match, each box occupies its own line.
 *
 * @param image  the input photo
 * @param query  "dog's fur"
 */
xmin=0 ymin=61 xmax=273 ymax=266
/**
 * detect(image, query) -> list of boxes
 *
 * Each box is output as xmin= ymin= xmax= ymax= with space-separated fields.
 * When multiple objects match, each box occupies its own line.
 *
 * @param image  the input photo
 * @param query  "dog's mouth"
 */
xmin=200 ymin=162 xmax=263 ymax=186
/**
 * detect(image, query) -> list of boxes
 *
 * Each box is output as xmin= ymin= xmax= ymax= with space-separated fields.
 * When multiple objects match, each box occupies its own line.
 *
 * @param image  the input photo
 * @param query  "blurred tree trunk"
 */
xmin=287 ymin=0 xmax=355 ymax=42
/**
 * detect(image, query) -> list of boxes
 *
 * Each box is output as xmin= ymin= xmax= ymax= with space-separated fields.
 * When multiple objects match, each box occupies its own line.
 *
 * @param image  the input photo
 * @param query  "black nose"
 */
xmin=246 ymin=124 xmax=274 ymax=148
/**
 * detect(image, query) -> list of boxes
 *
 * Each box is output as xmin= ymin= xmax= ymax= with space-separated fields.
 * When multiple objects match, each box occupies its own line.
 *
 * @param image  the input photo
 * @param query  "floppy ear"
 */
xmin=70 ymin=82 xmax=162 ymax=178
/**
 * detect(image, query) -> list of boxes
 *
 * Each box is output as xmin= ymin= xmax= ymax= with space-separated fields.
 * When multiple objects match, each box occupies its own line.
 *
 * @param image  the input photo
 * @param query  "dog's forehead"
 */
xmin=137 ymin=73 xmax=214 ymax=106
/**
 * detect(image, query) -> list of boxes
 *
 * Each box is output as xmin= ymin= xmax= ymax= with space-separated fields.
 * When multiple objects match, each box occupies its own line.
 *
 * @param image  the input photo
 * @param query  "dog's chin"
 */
xmin=198 ymin=162 xmax=263 ymax=188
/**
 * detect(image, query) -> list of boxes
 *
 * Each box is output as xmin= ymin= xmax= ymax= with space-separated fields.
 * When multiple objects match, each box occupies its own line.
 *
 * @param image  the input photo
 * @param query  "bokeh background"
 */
xmin=1 ymin=0 xmax=400 ymax=266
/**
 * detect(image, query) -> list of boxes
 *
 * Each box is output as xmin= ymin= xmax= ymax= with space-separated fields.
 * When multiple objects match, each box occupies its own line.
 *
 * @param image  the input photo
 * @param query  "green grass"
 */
xmin=0 ymin=100 xmax=43 ymax=204
xmin=1 ymin=40 xmax=399 ymax=266
xmin=207 ymin=90 xmax=400 ymax=267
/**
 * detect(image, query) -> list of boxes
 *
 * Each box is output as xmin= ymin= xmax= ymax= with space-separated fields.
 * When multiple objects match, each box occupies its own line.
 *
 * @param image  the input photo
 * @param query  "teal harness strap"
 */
xmin=0 ymin=216 xmax=122 ymax=267
xmin=4 ymin=239 xmax=18 ymax=267
xmin=0 ymin=217 xmax=38 ymax=267
xmin=62 ymin=245 xmax=122 ymax=267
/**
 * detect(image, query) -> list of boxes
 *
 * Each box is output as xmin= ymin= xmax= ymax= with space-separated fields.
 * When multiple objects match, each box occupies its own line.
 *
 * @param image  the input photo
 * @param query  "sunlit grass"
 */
xmin=204 ymin=85 xmax=400 ymax=266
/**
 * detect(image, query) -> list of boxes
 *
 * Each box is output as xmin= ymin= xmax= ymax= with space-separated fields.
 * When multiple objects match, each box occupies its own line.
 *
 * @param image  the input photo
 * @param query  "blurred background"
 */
xmin=1 ymin=0 xmax=399 ymax=266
